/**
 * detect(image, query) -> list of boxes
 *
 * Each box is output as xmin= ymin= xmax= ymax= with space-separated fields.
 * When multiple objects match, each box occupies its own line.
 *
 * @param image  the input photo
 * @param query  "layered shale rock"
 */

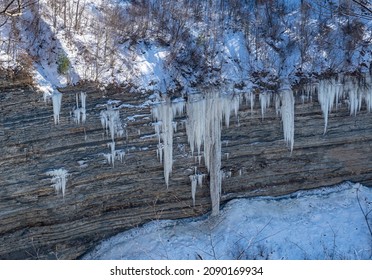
xmin=0 ymin=77 xmax=371 ymax=259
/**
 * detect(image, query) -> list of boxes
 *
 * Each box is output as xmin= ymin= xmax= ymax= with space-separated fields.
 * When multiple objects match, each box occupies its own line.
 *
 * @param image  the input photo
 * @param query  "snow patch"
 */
xmin=82 ymin=182 xmax=372 ymax=260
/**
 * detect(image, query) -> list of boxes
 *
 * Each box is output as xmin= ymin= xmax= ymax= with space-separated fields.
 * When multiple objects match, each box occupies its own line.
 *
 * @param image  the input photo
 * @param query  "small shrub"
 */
xmin=57 ymin=54 xmax=70 ymax=75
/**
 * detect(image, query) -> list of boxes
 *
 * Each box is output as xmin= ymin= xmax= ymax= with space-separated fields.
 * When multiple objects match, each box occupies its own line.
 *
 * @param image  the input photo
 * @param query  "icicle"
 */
xmin=334 ymin=82 xmax=343 ymax=111
xmin=73 ymin=93 xmax=81 ymax=124
xmin=185 ymin=91 xmax=239 ymax=216
xmin=117 ymin=150 xmax=126 ymax=163
xmin=244 ymin=92 xmax=255 ymax=114
xmin=46 ymin=168 xmax=68 ymax=198
xmin=103 ymin=143 xmax=126 ymax=167
xmin=318 ymin=79 xmax=336 ymax=134
xmin=280 ymin=88 xmax=295 ymax=153
xmin=259 ymin=92 xmax=271 ymax=119
xmin=159 ymin=100 xmax=173 ymax=187
xmin=172 ymin=121 xmax=178 ymax=132
xmin=73 ymin=107 xmax=81 ymax=124
xmin=100 ymin=106 xmax=124 ymax=141
xmin=108 ymin=141 xmax=116 ymax=168
xmin=80 ymin=92 xmax=87 ymax=124
xmin=43 ymin=92 xmax=51 ymax=103
xmin=52 ymin=91 xmax=62 ymax=125
xmin=172 ymin=100 xmax=186 ymax=116
xmin=186 ymin=96 xmax=206 ymax=156
xmin=348 ymin=88 xmax=361 ymax=116
xmin=344 ymin=78 xmax=362 ymax=116
xmin=189 ymin=170 xmax=204 ymax=206
xmin=364 ymin=74 xmax=372 ymax=112
xmin=190 ymin=175 xmax=197 ymax=206
xmin=100 ymin=106 xmax=125 ymax=167
xmin=301 ymin=83 xmax=316 ymax=104
xmin=151 ymin=98 xmax=186 ymax=187
xmin=365 ymin=90 xmax=372 ymax=112
xmin=275 ymin=94 xmax=281 ymax=116
xmin=197 ymin=174 xmax=203 ymax=186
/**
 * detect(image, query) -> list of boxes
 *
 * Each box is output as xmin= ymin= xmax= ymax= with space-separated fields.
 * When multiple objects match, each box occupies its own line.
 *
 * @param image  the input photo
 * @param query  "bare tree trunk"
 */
xmin=74 ymin=0 xmax=80 ymax=31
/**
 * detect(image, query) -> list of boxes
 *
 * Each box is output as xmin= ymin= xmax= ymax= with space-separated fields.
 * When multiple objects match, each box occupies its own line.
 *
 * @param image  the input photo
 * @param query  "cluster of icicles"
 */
xmin=152 ymin=74 xmax=372 ymax=216
xmin=44 ymin=91 xmax=86 ymax=197
xmin=100 ymin=106 xmax=126 ymax=167
xmin=311 ymin=75 xmax=372 ymax=133
xmin=43 ymin=75 xmax=372 ymax=212
xmin=151 ymin=88 xmax=294 ymax=216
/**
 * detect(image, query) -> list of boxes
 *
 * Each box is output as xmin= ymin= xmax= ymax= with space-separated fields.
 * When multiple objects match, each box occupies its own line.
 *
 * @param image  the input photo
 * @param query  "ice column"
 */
xmin=189 ymin=169 xmax=205 ymax=206
xmin=152 ymin=99 xmax=185 ymax=187
xmin=364 ymin=74 xmax=372 ymax=112
xmin=280 ymin=88 xmax=295 ymax=153
xmin=73 ymin=92 xmax=87 ymax=124
xmin=100 ymin=106 xmax=125 ymax=167
xmin=318 ymin=79 xmax=338 ymax=133
xmin=244 ymin=92 xmax=255 ymax=114
xmin=186 ymin=92 xmax=239 ymax=216
xmin=52 ymin=91 xmax=62 ymax=125
xmin=259 ymin=92 xmax=271 ymax=119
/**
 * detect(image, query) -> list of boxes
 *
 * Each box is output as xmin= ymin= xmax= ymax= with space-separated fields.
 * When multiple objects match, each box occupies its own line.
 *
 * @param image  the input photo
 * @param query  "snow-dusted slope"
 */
xmin=1 ymin=0 xmax=372 ymax=93
xmin=83 ymin=182 xmax=372 ymax=260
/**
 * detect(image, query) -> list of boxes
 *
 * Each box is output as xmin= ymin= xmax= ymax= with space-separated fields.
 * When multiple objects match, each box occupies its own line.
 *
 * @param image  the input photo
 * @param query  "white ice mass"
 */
xmin=46 ymin=168 xmax=69 ymax=198
xmin=73 ymin=92 xmax=87 ymax=124
xmin=152 ymin=91 xmax=240 ymax=215
xmin=280 ymin=88 xmax=295 ymax=152
xmin=317 ymin=74 xmax=372 ymax=133
xmin=100 ymin=106 xmax=125 ymax=167
xmin=52 ymin=91 xmax=63 ymax=125
xmin=149 ymin=74 xmax=372 ymax=216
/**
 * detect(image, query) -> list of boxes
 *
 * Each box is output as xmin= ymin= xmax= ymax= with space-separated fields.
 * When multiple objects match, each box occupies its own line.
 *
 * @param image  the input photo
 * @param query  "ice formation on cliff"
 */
xmin=46 ymin=168 xmax=69 ymax=197
xmin=153 ymin=92 xmax=239 ymax=215
xmin=317 ymin=74 xmax=372 ymax=133
xmin=73 ymin=92 xmax=87 ymax=124
xmin=318 ymin=79 xmax=340 ymax=133
xmin=152 ymin=99 xmax=185 ymax=187
xmin=280 ymin=88 xmax=295 ymax=152
xmin=150 ymin=74 xmax=372 ymax=216
xmin=100 ymin=106 xmax=125 ymax=167
xmin=244 ymin=92 xmax=255 ymax=114
xmin=189 ymin=169 xmax=205 ymax=207
xmin=52 ymin=91 xmax=62 ymax=125
xmin=259 ymin=92 xmax=271 ymax=119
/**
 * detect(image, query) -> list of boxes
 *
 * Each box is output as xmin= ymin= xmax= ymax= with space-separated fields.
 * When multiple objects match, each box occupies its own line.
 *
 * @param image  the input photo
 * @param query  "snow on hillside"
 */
xmin=1 ymin=0 xmax=372 ymax=94
xmin=82 ymin=182 xmax=372 ymax=260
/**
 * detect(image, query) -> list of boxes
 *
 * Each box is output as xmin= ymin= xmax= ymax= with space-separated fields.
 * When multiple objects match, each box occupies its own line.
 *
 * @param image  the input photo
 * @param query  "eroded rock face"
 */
xmin=0 ymin=78 xmax=371 ymax=259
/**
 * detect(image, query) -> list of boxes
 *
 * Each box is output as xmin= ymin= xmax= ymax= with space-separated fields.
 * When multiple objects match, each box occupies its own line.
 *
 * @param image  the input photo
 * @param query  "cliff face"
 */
xmin=1 ymin=78 xmax=372 ymax=259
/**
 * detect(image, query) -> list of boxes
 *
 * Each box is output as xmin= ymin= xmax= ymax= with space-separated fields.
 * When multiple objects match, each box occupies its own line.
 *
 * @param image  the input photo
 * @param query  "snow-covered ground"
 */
xmin=82 ymin=182 xmax=372 ymax=260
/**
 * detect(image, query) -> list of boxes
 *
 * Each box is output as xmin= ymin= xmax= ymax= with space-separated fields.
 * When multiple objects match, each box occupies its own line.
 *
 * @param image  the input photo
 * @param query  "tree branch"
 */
xmin=0 ymin=0 xmax=17 ymax=14
xmin=351 ymin=0 xmax=372 ymax=15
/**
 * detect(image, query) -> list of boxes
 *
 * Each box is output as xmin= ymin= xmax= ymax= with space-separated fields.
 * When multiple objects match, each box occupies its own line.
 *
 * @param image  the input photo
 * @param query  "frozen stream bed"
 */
xmin=83 ymin=182 xmax=372 ymax=260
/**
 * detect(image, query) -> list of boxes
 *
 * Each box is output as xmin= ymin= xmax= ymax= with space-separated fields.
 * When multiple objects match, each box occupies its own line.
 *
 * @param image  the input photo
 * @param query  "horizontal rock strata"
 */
xmin=0 ymin=78 xmax=371 ymax=259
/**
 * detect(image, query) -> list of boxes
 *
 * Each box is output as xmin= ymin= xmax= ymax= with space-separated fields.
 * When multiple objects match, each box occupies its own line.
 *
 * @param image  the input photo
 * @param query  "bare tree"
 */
xmin=1 ymin=0 xmax=23 ymax=27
